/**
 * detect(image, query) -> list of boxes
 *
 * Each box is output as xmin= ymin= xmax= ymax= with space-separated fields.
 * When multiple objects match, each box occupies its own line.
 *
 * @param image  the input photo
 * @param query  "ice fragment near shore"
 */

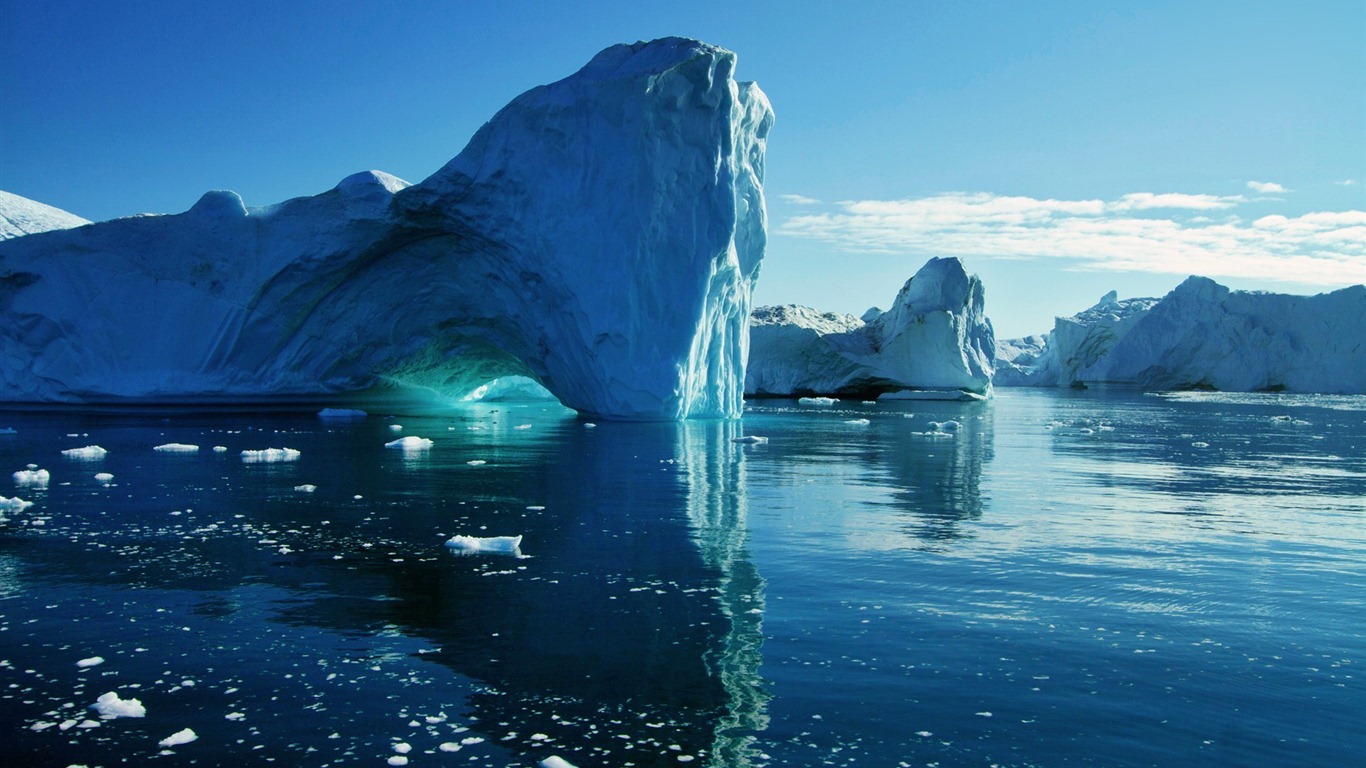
xmin=241 ymin=448 xmax=300 ymax=463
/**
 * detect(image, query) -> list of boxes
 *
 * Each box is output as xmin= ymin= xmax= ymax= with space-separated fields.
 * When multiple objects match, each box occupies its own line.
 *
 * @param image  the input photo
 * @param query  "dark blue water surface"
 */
xmin=0 ymin=389 xmax=1361 ymax=767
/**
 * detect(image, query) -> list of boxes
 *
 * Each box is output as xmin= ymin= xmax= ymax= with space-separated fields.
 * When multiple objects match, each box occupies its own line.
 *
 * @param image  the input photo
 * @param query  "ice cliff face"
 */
xmin=994 ymin=290 xmax=1160 ymax=387
xmin=0 ymin=38 xmax=773 ymax=419
xmin=996 ymin=279 xmax=1366 ymax=393
xmin=746 ymin=257 xmax=995 ymax=397
xmin=0 ymin=191 xmax=90 ymax=240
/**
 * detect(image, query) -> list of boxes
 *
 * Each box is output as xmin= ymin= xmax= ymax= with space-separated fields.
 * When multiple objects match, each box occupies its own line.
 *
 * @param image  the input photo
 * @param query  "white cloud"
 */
xmin=778 ymin=193 xmax=822 ymax=205
xmin=1246 ymin=180 xmax=1287 ymax=193
xmin=777 ymin=191 xmax=1366 ymax=286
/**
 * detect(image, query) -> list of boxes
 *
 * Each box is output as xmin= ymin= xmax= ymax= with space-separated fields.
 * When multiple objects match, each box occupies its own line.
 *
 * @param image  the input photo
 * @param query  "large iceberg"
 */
xmin=0 ymin=38 xmax=773 ymax=420
xmin=993 ymin=290 xmax=1159 ymax=387
xmin=746 ymin=257 xmax=995 ymax=397
xmin=0 ymin=190 xmax=90 ymax=241
xmin=996 ymin=277 xmax=1366 ymax=393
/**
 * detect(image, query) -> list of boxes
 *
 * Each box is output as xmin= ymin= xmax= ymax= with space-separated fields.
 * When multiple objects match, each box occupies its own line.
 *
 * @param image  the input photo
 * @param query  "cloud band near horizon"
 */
xmin=777 ymin=191 xmax=1366 ymax=286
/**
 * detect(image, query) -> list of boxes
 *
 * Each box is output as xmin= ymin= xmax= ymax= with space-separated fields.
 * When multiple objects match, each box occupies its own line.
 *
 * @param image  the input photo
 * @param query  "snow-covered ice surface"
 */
xmin=0 ymin=38 xmax=772 ymax=420
xmin=0 ymin=190 xmax=91 ymax=241
xmin=996 ymin=279 xmax=1366 ymax=393
xmin=747 ymin=257 xmax=995 ymax=398
xmin=445 ymin=534 xmax=523 ymax=556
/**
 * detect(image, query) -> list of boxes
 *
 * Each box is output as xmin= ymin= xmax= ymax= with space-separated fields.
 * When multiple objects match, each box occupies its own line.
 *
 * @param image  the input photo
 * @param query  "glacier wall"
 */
xmin=746 ymin=257 xmax=996 ymax=397
xmin=996 ymin=278 xmax=1366 ymax=394
xmin=0 ymin=38 xmax=773 ymax=420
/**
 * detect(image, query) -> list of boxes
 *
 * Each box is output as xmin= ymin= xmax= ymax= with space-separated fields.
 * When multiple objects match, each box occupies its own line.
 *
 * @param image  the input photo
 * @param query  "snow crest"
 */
xmin=0 ymin=38 xmax=772 ymax=420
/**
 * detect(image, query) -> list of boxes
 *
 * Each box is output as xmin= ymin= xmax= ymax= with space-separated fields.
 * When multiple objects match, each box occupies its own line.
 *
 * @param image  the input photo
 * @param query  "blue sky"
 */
xmin=3 ymin=0 xmax=1362 ymax=337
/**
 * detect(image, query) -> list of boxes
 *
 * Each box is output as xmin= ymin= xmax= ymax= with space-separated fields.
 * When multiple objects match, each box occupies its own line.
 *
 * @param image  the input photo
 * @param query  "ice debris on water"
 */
xmin=318 ymin=408 xmax=367 ymax=419
xmin=240 ymin=448 xmax=300 ymax=463
xmin=294 ymin=484 xmax=317 ymax=493
xmin=92 ymin=691 xmax=145 ymax=719
xmin=0 ymin=496 xmax=33 ymax=511
xmin=76 ymin=656 xmax=104 ymax=668
xmin=798 ymin=396 xmax=838 ymax=406
xmin=446 ymin=534 xmax=523 ymax=555
xmin=158 ymin=728 xmax=198 ymax=747
xmin=94 ymin=472 xmax=114 ymax=484
xmin=846 ymin=418 xmax=871 ymax=425
xmin=212 ymin=445 xmax=228 ymax=453
xmin=153 ymin=443 xmax=199 ymax=453
xmin=13 ymin=468 xmax=50 ymax=486
xmin=731 ymin=435 xmax=768 ymax=444
xmin=540 ymin=757 xmax=579 ymax=768
xmin=384 ymin=436 xmax=433 ymax=450
xmin=61 ymin=445 xmax=107 ymax=460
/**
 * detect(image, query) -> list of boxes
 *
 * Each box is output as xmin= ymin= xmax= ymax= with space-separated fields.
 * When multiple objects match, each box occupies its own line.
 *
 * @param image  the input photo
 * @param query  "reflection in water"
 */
xmin=677 ymin=422 xmax=769 ymax=767
xmin=876 ymin=405 xmax=995 ymax=542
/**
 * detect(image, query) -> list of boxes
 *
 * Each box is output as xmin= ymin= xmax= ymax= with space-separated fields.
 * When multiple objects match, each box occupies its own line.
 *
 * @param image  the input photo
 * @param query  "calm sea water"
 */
xmin=1 ymin=389 xmax=1361 ymax=767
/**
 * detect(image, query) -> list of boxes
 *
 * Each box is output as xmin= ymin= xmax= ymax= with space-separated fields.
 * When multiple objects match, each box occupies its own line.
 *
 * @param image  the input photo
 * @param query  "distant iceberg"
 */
xmin=746 ymin=257 xmax=995 ymax=398
xmin=995 ymin=278 xmax=1366 ymax=394
xmin=0 ymin=38 xmax=773 ymax=421
xmin=446 ymin=534 xmax=523 ymax=556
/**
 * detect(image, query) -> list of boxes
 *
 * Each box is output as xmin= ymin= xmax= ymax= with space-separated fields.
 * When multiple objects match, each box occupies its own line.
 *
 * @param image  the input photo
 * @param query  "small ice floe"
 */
xmin=514 ymin=424 xmax=532 ymax=430
xmin=388 ymin=424 xmax=403 ymax=432
xmin=798 ymin=396 xmax=838 ymax=406
xmin=92 ymin=691 xmax=145 ymax=719
xmin=76 ymin=656 xmax=105 ymax=668
xmin=13 ymin=468 xmax=50 ymax=487
xmin=1191 ymin=441 xmax=1210 ymax=448
xmin=384 ymin=436 xmax=433 ymax=451
xmin=446 ymin=534 xmax=523 ymax=556
xmin=318 ymin=408 xmax=367 ymax=419
xmin=212 ymin=446 xmax=228 ymax=453
xmin=153 ymin=443 xmax=199 ymax=453
xmin=0 ymin=427 xmax=15 ymax=435
xmin=583 ymin=423 xmax=596 ymax=429
xmin=0 ymin=495 xmax=33 ymax=511
xmin=540 ymin=757 xmax=579 ymax=768
xmin=466 ymin=459 xmax=487 ymax=466
xmin=61 ymin=445 xmax=108 ymax=460
xmin=158 ymin=728 xmax=198 ymax=747
xmin=387 ymin=758 xmax=408 ymax=767
xmin=94 ymin=472 xmax=114 ymax=484
xmin=225 ymin=712 xmax=245 ymax=721
xmin=294 ymin=484 xmax=317 ymax=493
xmin=393 ymin=743 xmax=412 ymax=754
xmin=845 ymin=418 xmax=871 ymax=426
xmin=731 ymin=435 xmax=768 ymax=444
xmin=936 ymin=420 xmax=962 ymax=431
xmin=240 ymin=448 xmax=300 ymax=463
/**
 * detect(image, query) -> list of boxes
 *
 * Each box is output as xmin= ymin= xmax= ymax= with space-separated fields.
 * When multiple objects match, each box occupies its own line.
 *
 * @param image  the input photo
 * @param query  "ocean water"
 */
xmin=1 ymin=389 xmax=1362 ymax=767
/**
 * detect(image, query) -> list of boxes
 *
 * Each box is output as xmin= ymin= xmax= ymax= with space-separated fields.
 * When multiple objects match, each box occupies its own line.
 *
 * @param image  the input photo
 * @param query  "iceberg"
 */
xmin=0 ymin=190 xmax=90 ymax=241
xmin=0 ymin=38 xmax=772 ymax=420
xmin=92 ymin=691 xmax=145 ymax=719
xmin=995 ymin=278 xmax=1366 ymax=393
xmin=445 ymin=534 xmax=523 ymax=555
xmin=746 ymin=257 xmax=995 ymax=398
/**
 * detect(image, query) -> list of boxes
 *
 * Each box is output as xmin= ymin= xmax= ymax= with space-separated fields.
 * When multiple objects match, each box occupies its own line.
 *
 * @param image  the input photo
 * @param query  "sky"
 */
xmin=2 ymin=0 xmax=1362 ymax=338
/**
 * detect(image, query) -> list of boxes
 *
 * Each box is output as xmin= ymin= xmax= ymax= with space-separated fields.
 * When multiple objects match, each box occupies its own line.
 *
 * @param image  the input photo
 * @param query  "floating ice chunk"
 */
xmin=240 ymin=448 xmax=300 ymax=463
xmin=225 ymin=712 xmax=245 ymax=721
xmin=61 ymin=445 xmax=107 ymax=460
xmin=13 ymin=468 xmax=49 ymax=487
xmin=212 ymin=446 xmax=228 ymax=453
xmin=798 ymin=396 xmax=838 ymax=406
xmin=318 ymin=408 xmax=367 ymax=419
xmin=294 ymin=484 xmax=317 ymax=493
xmin=387 ymin=758 xmax=408 ymax=767
xmin=153 ymin=443 xmax=199 ymax=453
xmin=0 ymin=427 xmax=15 ymax=434
xmin=94 ymin=472 xmax=114 ymax=484
xmin=466 ymin=459 xmax=486 ymax=466
xmin=76 ymin=656 xmax=104 ymax=668
xmin=158 ymin=728 xmax=197 ymax=747
xmin=845 ymin=418 xmax=871 ymax=425
xmin=446 ymin=535 xmax=522 ymax=556
xmin=393 ymin=743 xmax=412 ymax=754
xmin=584 ymin=423 xmax=597 ymax=428
xmin=0 ymin=496 xmax=33 ymax=511
xmin=385 ymin=436 xmax=433 ymax=450
xmin=731 ymin=435 xmax=768 ymax=444
xmin=388 ymin=424 xmax=403 ymax=432
xmin=1191 ymin=441 xmax=1210 ymax=448
xmin=439 ymin=742 xmax=461 ymax=752
xmin=92 ymin=691 xmax=145 ymax=719
xmin=540 ymin=757 xmax=579 ymax=768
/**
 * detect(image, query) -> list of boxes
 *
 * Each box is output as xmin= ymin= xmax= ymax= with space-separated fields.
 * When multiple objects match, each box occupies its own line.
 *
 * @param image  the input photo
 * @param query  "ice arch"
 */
xmin=0 ymin=38 xmax=772 ymax=420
